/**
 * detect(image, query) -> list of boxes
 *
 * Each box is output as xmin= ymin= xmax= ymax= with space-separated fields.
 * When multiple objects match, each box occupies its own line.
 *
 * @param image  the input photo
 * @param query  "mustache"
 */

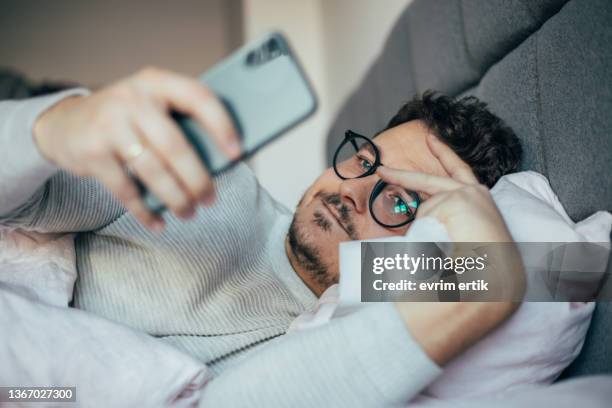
xmin=314 ymin=191 xmax=357 ymax=239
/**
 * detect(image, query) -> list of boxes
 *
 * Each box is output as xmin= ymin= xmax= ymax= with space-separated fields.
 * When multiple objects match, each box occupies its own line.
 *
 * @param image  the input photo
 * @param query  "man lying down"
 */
xmin=0 ymin=69 xmax=526 ymax=406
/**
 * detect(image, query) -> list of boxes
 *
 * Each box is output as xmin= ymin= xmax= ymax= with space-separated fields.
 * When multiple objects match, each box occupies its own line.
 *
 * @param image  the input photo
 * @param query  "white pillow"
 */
xmin=423 ymin=171 xmax=611 ymax=398
xmin=0 ymin=227 xmax=76 ymax=307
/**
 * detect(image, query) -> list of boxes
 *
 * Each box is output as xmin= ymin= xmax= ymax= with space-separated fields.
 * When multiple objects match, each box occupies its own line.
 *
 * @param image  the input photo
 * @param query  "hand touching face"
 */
xmin=376 ymin=133 xmax=513 ymax=243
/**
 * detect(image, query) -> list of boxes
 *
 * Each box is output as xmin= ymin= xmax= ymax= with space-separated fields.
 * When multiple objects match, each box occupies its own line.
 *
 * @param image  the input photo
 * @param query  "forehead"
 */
xmin=373 ymin=120 xmax=445 ymax=175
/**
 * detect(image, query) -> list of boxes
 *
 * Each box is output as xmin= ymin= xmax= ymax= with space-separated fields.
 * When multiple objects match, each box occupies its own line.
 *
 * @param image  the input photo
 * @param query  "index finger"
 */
xmin=376 ymin=166 xmax=463 ymax=196
xmin=138 ymin=67 xmax=241 ymax=160
xmin=427 ymin=134 xmax=479 ymax=184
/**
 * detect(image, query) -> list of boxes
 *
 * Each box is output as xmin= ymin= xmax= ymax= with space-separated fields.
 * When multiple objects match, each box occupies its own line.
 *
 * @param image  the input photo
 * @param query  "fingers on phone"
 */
xmin=142 ymin=68 xmax=241 ymax=160
xmin=133 ymin=106 xmax=213 ymax=204
xmin=376 ymin=166 xmax=462 ymax=195
xmin=192 ymin=88 xmax=242 ymax=160
xmin=110 ymin=121 xmax=196 ymax=222
xmin=93 ymin=157 xmax=165 ymax=231
xmin=128 ymin=148 xmax=196 ymax=219
xmin=427 ymin=134 xmax=479 ymax=184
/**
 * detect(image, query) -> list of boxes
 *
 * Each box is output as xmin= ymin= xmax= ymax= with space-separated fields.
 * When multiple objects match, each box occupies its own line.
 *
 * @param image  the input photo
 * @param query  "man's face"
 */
xmin=287 ymin=120 xmax=449 ymax=294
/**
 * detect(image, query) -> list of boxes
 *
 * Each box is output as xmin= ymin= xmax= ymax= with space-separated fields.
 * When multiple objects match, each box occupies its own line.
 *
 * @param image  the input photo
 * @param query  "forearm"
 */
xmin=0 ymin=89 xmax=88 ymax=216
xmin=0 ymin=89 xmax=128 ymax=232
xmin=200 ymin=303 xmax=441 ymax=408
xmin=395 ymin=301 xmax=519 ymax=366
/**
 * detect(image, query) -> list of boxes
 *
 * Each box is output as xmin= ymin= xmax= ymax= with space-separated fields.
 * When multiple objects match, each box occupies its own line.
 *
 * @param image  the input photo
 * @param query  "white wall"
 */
xmin=321 ymin=0 xmax=411 ymax=119
xmin=244 ymin=0 xmax=411 ymax=209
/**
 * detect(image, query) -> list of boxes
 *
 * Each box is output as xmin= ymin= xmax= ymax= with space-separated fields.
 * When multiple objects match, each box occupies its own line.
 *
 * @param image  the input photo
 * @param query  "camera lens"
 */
xmin=246 ymin=38 xmax=284 ymax=67
xmin=266 ymin=38 xmax=279 ymax=54
xmin=246 ymin=50 xmax=259 ymax=66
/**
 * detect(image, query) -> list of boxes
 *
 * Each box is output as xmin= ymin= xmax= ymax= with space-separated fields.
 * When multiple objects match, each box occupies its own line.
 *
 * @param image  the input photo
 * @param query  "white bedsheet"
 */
xmin=0 ymin=228 xmax=76 ymax=307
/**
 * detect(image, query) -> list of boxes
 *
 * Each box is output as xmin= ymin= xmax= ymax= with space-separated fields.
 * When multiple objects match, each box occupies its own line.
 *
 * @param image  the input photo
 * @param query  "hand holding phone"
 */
xmin=33 ymin=67 xmax=241 ymax=231
xmin=34 ymin=33 xmax=316 ymax=230
xmin=139 ymin=32 xmax=318 ymax=213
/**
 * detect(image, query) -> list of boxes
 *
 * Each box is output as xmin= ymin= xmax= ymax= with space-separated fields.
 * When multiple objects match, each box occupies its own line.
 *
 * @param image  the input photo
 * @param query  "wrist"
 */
xmin=394 ymin=301 xmax=517 ymax=366
xmin=33 ymin=95 xmax=83 ymax=165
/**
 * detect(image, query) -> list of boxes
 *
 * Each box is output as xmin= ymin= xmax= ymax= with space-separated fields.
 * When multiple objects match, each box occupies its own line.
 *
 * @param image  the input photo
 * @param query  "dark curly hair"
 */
xmin=380 ymin=91 xmax=522 ymax=187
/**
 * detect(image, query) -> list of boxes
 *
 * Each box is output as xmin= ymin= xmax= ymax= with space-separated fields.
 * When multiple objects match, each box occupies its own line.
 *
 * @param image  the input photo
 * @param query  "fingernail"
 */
xmin=182 ymin=207 xmax=196 ymax=219
xmin=151 ymin=220 xmax=165 ymax=233
xmin=228 ymin=139 xmax=241 ymax=159
xmin=428 ymin=133 xmax=439 ymax=143
xmin=201 ymin=192 xmax=216 ymax=207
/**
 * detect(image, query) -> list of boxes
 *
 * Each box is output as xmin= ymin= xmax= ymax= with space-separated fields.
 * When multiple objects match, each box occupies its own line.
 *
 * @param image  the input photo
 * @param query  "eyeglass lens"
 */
xmin=370 ymin=183 xmax=419 ymax=227
xmin=333 ymin=135 xmax=377 ymax=179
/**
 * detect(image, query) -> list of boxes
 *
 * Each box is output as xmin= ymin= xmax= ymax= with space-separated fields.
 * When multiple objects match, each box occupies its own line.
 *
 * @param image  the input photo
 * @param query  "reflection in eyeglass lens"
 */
xmin=372 ymin=184 xmax=419 ymax=227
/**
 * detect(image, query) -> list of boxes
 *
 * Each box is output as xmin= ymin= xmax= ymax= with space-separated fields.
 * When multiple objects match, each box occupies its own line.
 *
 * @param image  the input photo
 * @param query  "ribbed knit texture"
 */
xmin=8 ymin=162 xmax=318 ymax=371
xmin=73 ymin=163 xmax=318 ymax=371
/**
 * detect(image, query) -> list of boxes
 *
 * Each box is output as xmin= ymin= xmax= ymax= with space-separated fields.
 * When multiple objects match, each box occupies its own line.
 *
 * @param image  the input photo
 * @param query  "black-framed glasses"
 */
xmin=332 ymin=130 xmax=420 ymax=228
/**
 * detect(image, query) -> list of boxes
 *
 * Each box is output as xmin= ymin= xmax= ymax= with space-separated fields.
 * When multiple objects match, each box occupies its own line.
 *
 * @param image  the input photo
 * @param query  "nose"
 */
xmin=339 ymin=176 xmax=377 ymax=214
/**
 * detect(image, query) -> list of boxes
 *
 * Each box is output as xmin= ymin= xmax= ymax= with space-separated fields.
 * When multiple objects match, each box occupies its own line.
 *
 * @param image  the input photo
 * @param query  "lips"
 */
xmin=321 ymin=199 xmax=350 ymax=236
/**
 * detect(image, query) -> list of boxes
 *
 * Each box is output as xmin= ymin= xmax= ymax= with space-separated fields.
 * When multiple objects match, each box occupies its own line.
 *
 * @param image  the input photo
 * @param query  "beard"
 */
xmin=287 ymin=191 xmax=357 ymax=290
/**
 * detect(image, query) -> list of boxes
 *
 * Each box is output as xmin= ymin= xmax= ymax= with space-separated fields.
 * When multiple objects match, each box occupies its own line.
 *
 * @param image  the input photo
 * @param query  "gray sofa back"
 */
xmin=326 ymin=0 xmax=612 ymax=378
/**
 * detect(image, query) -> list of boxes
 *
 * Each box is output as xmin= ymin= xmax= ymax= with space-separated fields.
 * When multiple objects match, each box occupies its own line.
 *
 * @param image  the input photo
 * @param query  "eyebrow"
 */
xmin=357 ymin=142 xmax=377 ymax=157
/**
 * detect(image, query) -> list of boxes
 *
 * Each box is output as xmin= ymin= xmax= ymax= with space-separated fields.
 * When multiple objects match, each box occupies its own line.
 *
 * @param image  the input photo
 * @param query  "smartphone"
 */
xmin=140 ymin=32 xmax=318 ymax=212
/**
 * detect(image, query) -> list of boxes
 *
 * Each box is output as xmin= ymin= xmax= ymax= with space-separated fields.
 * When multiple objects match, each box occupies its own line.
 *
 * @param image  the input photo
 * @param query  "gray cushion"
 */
xmin=405 ymin=0 xmax=479 ymax=95
xmin=459 ymin=0 xmax=612 ymax=220
xmin=534 ymin=0 xmax=612 ymax=221
xmin=462 ymin=0 xmax=567 ymax=71
xmin=326 ymin=0 xmax=612 ymax=378
xmin=471 ymin=35 xmax=545 ymax=174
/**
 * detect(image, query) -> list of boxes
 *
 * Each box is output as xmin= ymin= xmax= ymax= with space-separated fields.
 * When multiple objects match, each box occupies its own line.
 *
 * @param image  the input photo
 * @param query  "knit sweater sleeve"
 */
xmin=0 ymin=90 xmax=125 ymax=232
xmin=199 ymin=303 xmax=442 ymax=407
